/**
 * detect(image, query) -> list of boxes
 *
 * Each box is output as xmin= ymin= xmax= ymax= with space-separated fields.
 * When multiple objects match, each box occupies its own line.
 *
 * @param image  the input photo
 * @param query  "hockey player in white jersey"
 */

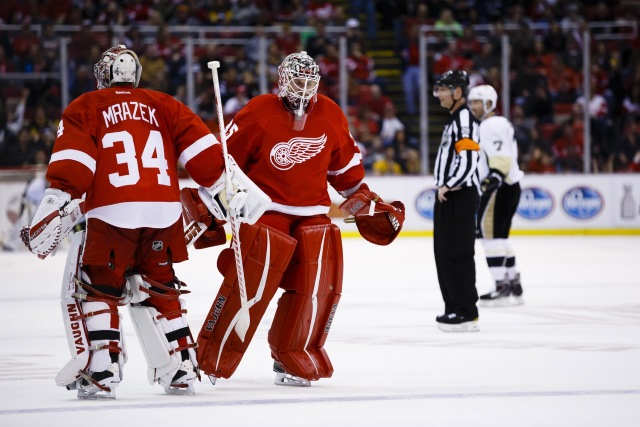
xmin=468 ymin=85 xmax=524 ymax=307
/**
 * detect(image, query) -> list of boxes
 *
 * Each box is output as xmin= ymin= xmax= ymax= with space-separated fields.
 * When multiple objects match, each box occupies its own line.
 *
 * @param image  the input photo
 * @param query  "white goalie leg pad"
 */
xmin=56 ymin=231 xmax=90 ymax=387
xmin=198 ymin=155 xmax=271 ymax=224
xmin=75 ymin=309 xmax=126 ymax=400
xmin=129 ymin=298 xmax=198 ymax=395
xmin=56 ymin=231 xmax=126 ymax=399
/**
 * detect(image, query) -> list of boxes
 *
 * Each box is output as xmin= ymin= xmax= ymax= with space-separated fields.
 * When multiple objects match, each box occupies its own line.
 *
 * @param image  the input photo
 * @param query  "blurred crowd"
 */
xmin=1 ymin=0 xmax=639 ymax=175
xmin=398 ymin=0 xmax=640 ymax=173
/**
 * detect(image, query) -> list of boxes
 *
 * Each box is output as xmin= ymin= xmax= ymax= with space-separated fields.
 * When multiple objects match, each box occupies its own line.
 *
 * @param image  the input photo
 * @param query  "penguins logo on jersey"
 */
xmin=270 ymin=134 xmax=327 ymax=170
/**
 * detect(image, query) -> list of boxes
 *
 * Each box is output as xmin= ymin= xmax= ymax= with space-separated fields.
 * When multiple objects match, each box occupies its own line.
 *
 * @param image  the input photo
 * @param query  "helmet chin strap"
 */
xmin=448 ymin=89 xmax=465 ymax=112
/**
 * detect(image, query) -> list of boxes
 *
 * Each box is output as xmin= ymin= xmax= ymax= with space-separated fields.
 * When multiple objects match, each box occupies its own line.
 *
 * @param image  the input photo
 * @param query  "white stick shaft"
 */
xmin=208 ymin=61 xmax=250 ymax=342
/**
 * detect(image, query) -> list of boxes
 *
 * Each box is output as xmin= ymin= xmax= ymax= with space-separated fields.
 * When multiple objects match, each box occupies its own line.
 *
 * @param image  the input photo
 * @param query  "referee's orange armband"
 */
xmin=455 ymin=138 xmax=480 ymax=153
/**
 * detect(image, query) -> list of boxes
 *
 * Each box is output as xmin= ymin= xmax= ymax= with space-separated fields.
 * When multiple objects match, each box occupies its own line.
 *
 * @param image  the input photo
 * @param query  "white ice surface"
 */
xmin=1 ymin=236 xmax=639 ymax=426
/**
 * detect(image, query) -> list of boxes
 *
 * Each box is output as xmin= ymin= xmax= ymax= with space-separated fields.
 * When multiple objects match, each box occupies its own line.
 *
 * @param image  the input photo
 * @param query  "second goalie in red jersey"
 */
xmin=24 ymin=45 xmax=253 ymax=399
xmin=190 ymin=51 xmax=405 ymax=386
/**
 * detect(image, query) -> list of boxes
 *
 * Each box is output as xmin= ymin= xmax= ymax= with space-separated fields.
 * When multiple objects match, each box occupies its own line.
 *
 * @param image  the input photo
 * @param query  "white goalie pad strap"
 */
xmin=198 ymin=155 xmax=271 ymax=225
xmin=129 ymin=299 xmax=196 ymax=386
xmin=126 ymin=274 xmax=150 ymax=304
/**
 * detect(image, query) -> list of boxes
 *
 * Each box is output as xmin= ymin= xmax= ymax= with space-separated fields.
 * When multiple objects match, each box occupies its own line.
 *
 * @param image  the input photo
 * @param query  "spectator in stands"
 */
xmin=434 ymin=9 xmax=463 ymax=38
xmin=345 ymin=18 xmax=364 ymax=52
xmin=0 ymin=45 xmax=13 ymax=73
xmin=229 ymin=46 xmax=256 ymax=76
xmin=166 ymin=44 xmax=186 ymax=95
xmin=223 ymin=85 xmax=250 ymax=117
xmin=379 ymin=102 xmax=405 ymax=147
xmin=367 ymin=84 xmax=392 ymax=118
xmin=543 ymin=21 xmax=566 ymax=54
xmin=401 ymin=24 xmax=420 ymax=115
xmin=96 ymin=0 xmax=126 ymax=26
xmin=527 ymin=146 xmax=556 ymax=173
xmin=457 ymin=27 xmax=482 ymax=61
xmin=349 ymin=0 xmax=376 ymax=39
xmin=576 ymin=79 xmax=612 ymax=169
xmin=115 ymin=25 xmax=145 ymax=55
xmin=28 ymin=106 xmax=55 ymax=139
xmin=11 ymin=22 xmax=38 ymax=63
xmin=0 ymin=88 xmax=27 ymax=153
xmin=473 ymin=42 xmax=500 ymax=75
xmin=139 ymin=44 xmax=167 ymax=92
xmin=346 ymin=41 xmax=375 ymax=84
xmin=552 ymin=122 xmax=583 ymax=172
xmin=546 ymin=56 xmax=581 ymax=103
xmin=622 ymin=83 xmax=640 ymax=120
xmin=394 ymin=130 xmax=421 ymax=174
xmin=351 ymin=104 xmax=380 ymax=138
xmin=613 ymin=119 xmax=640 ymax=172
xmin=524 ymin=83 xmax=554 ymax=124
xmin=372 ymin=146 xmax=402 ymax=176
xmin=561 ymin=36 xmax=583 ymax=72
xmin=275 ymin=21 xmax=301 ymax=56
xmin=70 ymin=64 xmax=96 ymax=100
xmin=305 ymin=20 xmax=333 ymax=59
xmin=155 ymin=24 xmax=183 ymax=59
xmin=69 ymin=20 xmax=101 ymax=61
xmin=355 ymin=123 xmax=382 ymax=171
xmin=233 ymin=0 xmax=261 ymax=26
xmin=432 ymin=40 xmax=470 ymax=77
xmin=1 ymin=127 xmax=36 ymax=167
xmin=40 ymin=20 xmax=61 ymax=70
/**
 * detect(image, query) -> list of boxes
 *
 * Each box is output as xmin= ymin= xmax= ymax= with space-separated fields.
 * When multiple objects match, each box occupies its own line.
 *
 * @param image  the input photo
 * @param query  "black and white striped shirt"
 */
xmin=434 ymin=105 xmax=480 ymax=190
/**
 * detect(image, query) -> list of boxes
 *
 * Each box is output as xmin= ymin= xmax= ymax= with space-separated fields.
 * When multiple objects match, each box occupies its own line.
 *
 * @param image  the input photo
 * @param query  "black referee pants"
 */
xmin=433 ymin=186 xmax=479 ymax=318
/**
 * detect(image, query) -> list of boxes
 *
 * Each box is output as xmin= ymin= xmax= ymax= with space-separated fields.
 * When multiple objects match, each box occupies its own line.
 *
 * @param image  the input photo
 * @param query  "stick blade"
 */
xmin=208 ymin=61 xmax=221 ymax=70
xmin=234 ymin=309 xmax=250 ymax=342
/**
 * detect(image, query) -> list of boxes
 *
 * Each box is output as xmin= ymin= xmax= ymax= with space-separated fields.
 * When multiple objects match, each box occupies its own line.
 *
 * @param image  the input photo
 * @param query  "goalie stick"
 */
xmin=208 ymin=60 xmax=250 ymax=342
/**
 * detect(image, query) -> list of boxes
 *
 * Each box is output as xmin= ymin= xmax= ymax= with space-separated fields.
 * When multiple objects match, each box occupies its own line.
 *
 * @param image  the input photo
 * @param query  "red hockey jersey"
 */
xmin=47 ymin=87 xmax=224 ymax=228
xmin=227 ymin=94 xmax=365 ymax=216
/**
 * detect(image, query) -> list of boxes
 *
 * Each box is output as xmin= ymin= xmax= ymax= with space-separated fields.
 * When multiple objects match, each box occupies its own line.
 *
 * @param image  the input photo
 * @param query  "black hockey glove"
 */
xmin=481 ymin=170 xmax=503 ymax=194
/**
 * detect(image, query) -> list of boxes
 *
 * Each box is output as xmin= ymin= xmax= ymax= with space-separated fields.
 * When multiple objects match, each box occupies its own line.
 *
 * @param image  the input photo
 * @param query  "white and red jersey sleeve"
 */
xmin=226 ymin=94 xmax=364 ymax=216
xmin=47 ymin=87 xmax=224 ymax=228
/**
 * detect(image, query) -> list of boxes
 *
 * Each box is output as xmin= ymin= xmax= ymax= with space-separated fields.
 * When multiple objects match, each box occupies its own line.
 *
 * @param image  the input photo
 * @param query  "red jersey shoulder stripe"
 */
xmin=49 ymin=149 xmax=97 ymax=173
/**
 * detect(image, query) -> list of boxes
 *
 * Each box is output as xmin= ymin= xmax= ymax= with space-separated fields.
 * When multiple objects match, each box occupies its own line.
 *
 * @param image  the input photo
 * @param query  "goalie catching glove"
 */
xmin=181 ymin=187 xmax=226 ymax=249
xmin=197 ymin=156 xmax=270 ymax=225
xmin=22 ymin=188 xmax=84 ymax=258
xmin=339 ymin=183 xmax=405 ymax=246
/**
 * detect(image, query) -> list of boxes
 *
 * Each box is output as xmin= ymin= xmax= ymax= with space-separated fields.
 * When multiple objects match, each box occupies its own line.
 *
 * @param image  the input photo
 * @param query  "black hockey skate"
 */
xmin=509 ymin=273 xmax=524 ymax=306
xmin=158 ymin=351 xmax=198 ymax=396
xmin=436 ymin=313 xmax=479 ymax=332
xmin=479 ymin=278 xmax=513 ymax=307
xmin=73 ymin=363 xmax=120 ymax=400
xmin=273 ymin=362 xmax=311 ymax=387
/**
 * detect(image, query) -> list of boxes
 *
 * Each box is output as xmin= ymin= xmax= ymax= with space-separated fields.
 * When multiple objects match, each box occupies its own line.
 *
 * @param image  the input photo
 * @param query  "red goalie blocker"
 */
xmin=339 ymin=183 xmax=405 ymax=246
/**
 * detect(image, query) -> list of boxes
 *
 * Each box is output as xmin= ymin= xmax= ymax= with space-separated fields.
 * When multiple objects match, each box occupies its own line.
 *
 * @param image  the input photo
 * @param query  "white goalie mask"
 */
xmin=94 ymin=45 xmax=142 ymax=90
xmin=278 ymin=51 xmax=321 ymax=130
xmin=468 ymin=84 xmax=498 ymax=120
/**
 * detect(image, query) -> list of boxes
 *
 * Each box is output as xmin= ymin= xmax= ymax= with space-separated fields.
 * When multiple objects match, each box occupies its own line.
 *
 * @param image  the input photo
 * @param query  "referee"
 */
xmin=432 ymin=70 xmax=481 ymax=332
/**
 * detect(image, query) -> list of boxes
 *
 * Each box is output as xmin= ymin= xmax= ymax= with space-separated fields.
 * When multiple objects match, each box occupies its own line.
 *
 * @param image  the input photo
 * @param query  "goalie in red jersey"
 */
xmin=185 ymin=51 xmax=405 ymax=386
xmin=23 ymin=45 xmax=256 ymax=399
